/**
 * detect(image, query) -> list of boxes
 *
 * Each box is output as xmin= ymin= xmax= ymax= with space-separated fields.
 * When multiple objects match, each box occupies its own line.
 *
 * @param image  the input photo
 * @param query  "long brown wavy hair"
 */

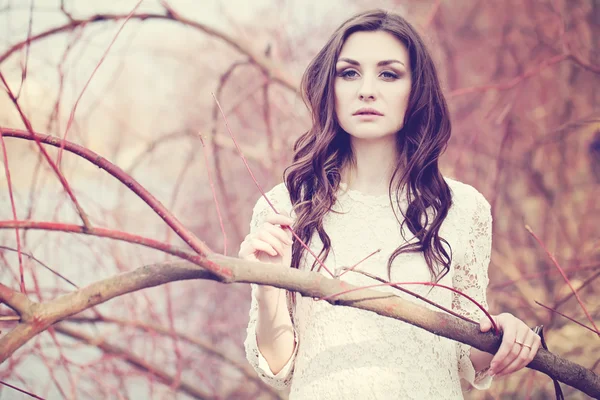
xmin=284 ymin=9 xmax=453 ymax=282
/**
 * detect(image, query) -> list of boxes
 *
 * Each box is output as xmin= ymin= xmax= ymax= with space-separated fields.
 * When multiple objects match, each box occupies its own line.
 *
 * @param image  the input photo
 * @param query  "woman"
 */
xmin=240 ymin=9 xmax=541 ymax=399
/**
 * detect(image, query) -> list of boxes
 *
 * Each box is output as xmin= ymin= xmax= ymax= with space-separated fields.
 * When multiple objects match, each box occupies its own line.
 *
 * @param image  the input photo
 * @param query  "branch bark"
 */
xmin=1 ymin=255 xmax=598 ymax=397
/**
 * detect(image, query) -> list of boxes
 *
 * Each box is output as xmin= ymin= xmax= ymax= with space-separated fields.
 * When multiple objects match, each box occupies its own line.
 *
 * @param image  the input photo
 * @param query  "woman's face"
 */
xmin=334 ymin=30 xmax=412 ymax=142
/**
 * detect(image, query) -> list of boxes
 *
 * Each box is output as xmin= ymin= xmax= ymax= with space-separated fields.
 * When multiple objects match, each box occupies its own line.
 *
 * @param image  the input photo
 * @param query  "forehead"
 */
xmin=338 ymin=30 xmax=409 ymax=64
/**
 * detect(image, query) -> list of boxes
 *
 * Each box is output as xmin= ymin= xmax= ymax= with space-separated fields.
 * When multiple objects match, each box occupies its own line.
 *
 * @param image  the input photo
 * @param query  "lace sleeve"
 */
xmin=452 ymin=190 xmax=494 ymax=390
xmin=243 ymin=184 xmax=297 ymax=390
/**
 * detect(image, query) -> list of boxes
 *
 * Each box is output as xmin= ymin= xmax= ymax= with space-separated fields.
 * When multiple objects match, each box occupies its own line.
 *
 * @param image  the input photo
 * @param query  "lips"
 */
xmin=353 ymin=108 xmax=383 ymax=116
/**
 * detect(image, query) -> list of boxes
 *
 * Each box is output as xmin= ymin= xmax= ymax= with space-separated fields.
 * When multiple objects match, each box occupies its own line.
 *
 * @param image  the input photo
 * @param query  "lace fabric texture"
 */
xmin=244 ymin=178 xmax=494 ymax=399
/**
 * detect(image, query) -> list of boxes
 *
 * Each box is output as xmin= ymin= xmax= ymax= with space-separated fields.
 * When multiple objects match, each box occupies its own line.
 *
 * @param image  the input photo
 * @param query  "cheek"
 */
xmin=388 ymin=91 xmax=411 ymax=129
xmin=334 ymin=82 xmax=356 ymax=105
xmin=335 ymin=90 xmax=352 ymax=119
xmin=392 ymin=91 xmax=411 ymax=115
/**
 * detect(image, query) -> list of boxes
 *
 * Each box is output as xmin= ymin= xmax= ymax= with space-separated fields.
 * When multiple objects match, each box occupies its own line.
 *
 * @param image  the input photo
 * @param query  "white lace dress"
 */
xmin=244 ymin=177 xmax=494 ymax=399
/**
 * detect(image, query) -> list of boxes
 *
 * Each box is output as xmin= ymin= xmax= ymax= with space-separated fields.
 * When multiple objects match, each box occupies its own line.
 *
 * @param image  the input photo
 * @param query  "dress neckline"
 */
xmin=338 ymin=182 xmax=407 ymax=208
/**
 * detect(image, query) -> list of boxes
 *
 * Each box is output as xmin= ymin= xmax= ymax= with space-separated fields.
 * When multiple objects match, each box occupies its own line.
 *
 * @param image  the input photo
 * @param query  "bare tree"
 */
xmin=0 ymin=0 xmax=598 ymax=398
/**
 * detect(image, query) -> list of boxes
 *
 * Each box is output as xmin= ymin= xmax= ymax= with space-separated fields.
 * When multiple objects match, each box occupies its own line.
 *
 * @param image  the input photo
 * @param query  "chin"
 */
xmin=346 ymin=128 xmax=396 ymax=141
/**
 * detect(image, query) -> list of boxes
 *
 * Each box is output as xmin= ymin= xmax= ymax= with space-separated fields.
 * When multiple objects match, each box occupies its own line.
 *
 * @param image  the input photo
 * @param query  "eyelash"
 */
xmin=338 ymin=70 xmax=399 ymax=80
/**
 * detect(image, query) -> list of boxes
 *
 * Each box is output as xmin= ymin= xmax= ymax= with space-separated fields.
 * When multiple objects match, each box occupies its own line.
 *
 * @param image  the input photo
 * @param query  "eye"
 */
xmin=381 ymin=71 xmax=399 ymax=80
xmin=339 ymin=69 xmax=359 ymax=79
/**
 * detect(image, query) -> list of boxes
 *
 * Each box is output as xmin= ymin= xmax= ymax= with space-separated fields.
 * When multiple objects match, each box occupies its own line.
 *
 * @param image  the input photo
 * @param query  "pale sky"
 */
xmin=0 ymin=0 xmax=403 ymax=168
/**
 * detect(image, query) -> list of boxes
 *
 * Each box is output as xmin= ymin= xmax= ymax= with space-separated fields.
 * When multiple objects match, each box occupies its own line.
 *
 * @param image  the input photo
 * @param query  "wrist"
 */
xmin=470 ymin=347 xmax=494 ymax=371
xmin=256 ymin=285 xmax=285 ymax=297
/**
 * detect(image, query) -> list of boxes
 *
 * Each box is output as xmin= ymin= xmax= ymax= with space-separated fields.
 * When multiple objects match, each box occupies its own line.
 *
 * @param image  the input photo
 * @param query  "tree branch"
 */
xmin=0 ymin=12 xmax=299 ymax=93
xmin=1 ymin=256 xmax=598 ymax=397
xmin=0 ymin=127 xmax=216 ymax=264
xmin=54 ymin=324 xmax=216 ymax=400
xmin=0 ymin=283 xmax=33 ymax=316
xmin=65 ymin=315 xmax=281 ymax=398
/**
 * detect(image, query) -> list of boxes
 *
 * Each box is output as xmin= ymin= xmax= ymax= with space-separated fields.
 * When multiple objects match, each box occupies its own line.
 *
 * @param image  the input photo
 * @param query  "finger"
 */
xmin=238 ymin=241 xmax=258 ymax=260
xmin=249 ymin=238 xmax=278 ymax=257
xmin=262 ymin=223 xmax=293 ymax=245
xmin=489 ymin=318 xmax=516 ymax=374
xmin=530 ymin=333 xmax=542 ymax=358
xmin=256 ymin=230 xmax=286 ymax=255
xmin=496 ymin=329 xmax=536 ymax=376
xmin=480 ymin=316 xmax=492 ymax=332
xmin=238 ymin=236 xmax=259 ymax=259
xmin=495 ymin=344 xmax=530 ymax=377
xmin=492 ymin=325 xmax=528 ymax=375
xmin=522 ymin=329 xmax=541 ymax=362
xmin=265 ymin=213 xmax=295 ymax=227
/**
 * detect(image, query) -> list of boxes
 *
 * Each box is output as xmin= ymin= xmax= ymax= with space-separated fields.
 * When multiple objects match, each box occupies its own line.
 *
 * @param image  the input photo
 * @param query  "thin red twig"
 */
xmin=356 ymin=270 xmax=479 ymax=325
xmin=14 ymin=0 xmax=35 ymax=100
xmin=526 ymin=225 xmax=600 ymax=336
xmin=449 ymin=54 xmax=569 ymax=97
xmin=0 ymin=72 xmax=93 ymax=230
xmin=318 ymin=280 xmax=499 ymax=333
xmin=30 ymin=339 xmax=72 ymax=398
xmin=211 ymin=93 xmax=335 ymax=277
xmin=0 ymin=380 xmax=45 ymax=399
xmin=554 ymin=270 xmax=600 ymax=310
xmin=535 ymin=301 xmax=599 ymax=335
xmin=0 ymin=220 xmax=230 ymax=278
xmin=198 ymin=133 xmax=227 ymax=255
xmin=44 ymin=326 xmax=77 ymax=395
xmin=57 ymin=0 xmax=143 ymax=165
xmin=0 ymin=13 xmax=299 ymax=92
xmin=0 ymin=128 xmax=26 ymax=292
xmin=337 ymin=249 xmax=381 ymax=277
xmin=0 ymin=245 xmax=78 ymax=288
xmin=1 ymin=127 xmax=215 ymax=263
xmin=421 ymin=0 xmax=442 ymax=29
xmin=164 ymin=284 xmax=183 ymax=393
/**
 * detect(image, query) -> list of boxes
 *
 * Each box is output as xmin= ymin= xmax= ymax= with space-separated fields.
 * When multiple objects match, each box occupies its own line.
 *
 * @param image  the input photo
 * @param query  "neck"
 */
xmin=341 ymin=135 xmax=401 ymax=196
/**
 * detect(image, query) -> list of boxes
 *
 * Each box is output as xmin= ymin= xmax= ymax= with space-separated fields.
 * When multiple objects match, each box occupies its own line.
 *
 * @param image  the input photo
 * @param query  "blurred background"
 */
xmin=0 ymin=0 xmax=598 ymax=398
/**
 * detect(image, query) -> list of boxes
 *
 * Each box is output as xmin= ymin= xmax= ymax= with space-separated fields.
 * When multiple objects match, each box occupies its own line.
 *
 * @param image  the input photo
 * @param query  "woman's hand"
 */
xmin=480 ymin=313 xmax=542 ymax=377
xmin=238 ymin=211 xmax=294 ymax=267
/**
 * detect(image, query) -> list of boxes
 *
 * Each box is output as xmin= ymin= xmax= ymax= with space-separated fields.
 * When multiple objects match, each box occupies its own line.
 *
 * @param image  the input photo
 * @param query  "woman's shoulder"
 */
xmin=443 ymin=176 xmax=491 ymax=215
xmin=252 ymin=182 xmax=292 ymax=213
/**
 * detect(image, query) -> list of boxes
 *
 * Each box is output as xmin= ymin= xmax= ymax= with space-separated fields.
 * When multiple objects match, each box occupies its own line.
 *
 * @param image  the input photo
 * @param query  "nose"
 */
xmin=358 ymin=76 xmax=376 ymax=101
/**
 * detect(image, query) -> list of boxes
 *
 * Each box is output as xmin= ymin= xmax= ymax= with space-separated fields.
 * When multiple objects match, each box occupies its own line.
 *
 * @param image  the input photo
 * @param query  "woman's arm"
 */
xmin=255 ymin=286 xmax=297 ymax=374
xmin=454 ymin=185 xmax=540 ymax=381
xmin=240 ymin=210 xmax=297 ymax=374
xmin=245 ymin=284 xmax=298 ymax=389
xmin=470 ymin=347 xmax=494 ymax=372
xmin=451 ymin=184 xmax=494 ymax=389
xmin=242 ymin=186 xmax=299 ymax=389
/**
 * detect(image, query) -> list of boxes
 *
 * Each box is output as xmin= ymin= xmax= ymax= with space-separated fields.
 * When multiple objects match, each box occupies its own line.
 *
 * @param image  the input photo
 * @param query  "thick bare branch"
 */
xmin=0 ymin=284 xmax=33 ymax=316
xmin=0 ymin=255 xmax=598 ymax=397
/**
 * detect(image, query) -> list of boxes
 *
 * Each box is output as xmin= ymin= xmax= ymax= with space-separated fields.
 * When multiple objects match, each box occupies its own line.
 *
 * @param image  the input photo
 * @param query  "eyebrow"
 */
xmin=336 ymin=57 xmax=406 ymax=67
